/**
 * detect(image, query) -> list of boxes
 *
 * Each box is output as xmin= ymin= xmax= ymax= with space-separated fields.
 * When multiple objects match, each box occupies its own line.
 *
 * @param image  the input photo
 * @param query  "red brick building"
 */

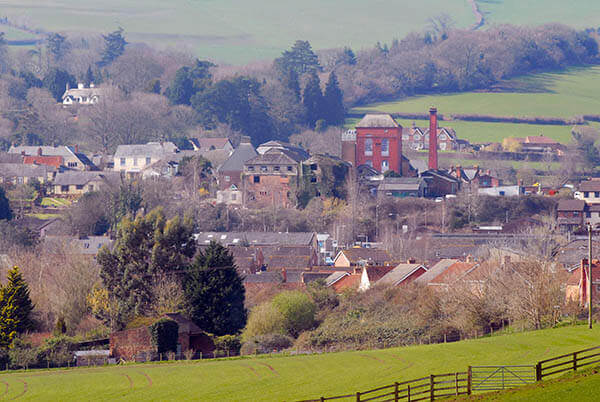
xmin=354 ymin=114 xmax=403 ymax=174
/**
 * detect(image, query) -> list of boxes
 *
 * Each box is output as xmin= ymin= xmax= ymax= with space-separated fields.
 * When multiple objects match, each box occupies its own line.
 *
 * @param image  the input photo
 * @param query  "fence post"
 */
xmin=407 ymin=384 xmax=411 ymax=402
xmin=394 ymin=382 xmax=399 ymax=402
xmin=356 ymin=391 xmax=361 ymax=401
xmin=573 ymin=352 xmax=578 ymax=372
xmin=455 ymin=372 xmax=459 ymax=395
xmin=535 ymin=362 xmax=542 ymax=381
xmin=467 ymin=366 xmax=472 ymax=395
xmin=320 ymin=397 xmax=325 ymax=402
xmin=430 ymin=374 xmax=435 ymax=401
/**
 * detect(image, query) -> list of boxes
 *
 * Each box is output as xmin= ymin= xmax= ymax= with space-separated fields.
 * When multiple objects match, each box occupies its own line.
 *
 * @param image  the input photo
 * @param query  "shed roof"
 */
xmin=557 ymin=199 xmax=585 ymax=212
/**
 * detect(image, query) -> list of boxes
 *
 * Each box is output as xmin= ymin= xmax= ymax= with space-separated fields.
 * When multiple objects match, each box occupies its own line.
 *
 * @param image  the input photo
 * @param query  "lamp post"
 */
xmin=588 ymin=223 xmax=593 ymax=329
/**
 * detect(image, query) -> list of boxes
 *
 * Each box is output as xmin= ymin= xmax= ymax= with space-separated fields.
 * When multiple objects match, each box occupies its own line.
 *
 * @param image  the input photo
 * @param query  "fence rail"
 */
xmin=298 ymin=372 xmax=468 ymax=402
xmin=536 ymin=345 xmax=600 ymax=380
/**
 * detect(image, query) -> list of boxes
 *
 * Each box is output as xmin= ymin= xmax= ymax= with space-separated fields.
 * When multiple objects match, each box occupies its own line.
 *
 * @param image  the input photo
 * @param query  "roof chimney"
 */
xmin=74 ymin=144 xmax=79 ymax=153
xmin=78 ymin=83 xmax=84 ymax=89
xmin=466 ymin=254 xmax=474 ymax=263
xmin=90 ymin=82 xmax=95 ymax=88
xmin=66 ymin=82 xmax=70 ymax=91
xmin=37 ymin=147 xmax=42 ymax=156
xmin=281 ymin=268 xmax=287 ymax=283
xmin=407 ymin=258 xmax=416 ymax=264
xmin=428 ymin=107 xmax=438 ymax=170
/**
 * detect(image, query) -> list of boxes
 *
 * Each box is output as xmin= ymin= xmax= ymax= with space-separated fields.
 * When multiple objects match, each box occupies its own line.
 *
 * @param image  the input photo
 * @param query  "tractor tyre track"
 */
xmin=0 ymin=381 xmax=8 ymax=398
xmin=240 ymin=363 xmax=260 ymax=377
xmin=11 ymin=379 xmax=27 ymax=400
xmin=257 ymin=362 xmax=279 ymax=375
xmin=138 ymin=371 xmax=153 ymax=387
xmin=121 ymin=373 xmax=133 ymax=391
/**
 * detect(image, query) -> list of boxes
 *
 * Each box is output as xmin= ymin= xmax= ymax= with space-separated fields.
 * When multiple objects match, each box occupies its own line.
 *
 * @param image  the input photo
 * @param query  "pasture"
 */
xmin=0 ymin=0 xmax=474 ymax=64
xmin=0 ymin=325 xmax=598 ymax=401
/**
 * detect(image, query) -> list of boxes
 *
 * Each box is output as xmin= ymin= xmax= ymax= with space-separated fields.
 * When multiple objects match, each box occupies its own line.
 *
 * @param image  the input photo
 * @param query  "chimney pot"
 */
xmin=281 ymin=268 xmax=287 ymax=283
xmin=37 ymin=147 xmax=42 ymax=156
xmin=78 ymin=83 xmax=84 ymax=89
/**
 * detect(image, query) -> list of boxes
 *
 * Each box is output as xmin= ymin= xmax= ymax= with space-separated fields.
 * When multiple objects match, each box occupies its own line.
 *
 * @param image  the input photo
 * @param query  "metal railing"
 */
xmin=469 ymin=365 xmax=536 ymax=392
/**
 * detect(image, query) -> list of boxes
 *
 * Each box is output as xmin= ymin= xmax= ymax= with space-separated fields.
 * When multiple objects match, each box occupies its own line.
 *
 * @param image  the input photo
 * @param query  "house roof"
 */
xmin=331 ymin=273 xmax=361 ymax=292
xmin=243 ymin=271 xmax=283 ymax=284
xmin=421 ymin=169 xmax=460 ymax=183
xmin=218 ymin=141 xmax=258 ymax=172
xmin=0 ymin=152 xmax=23 ymax=163
xmin=245 ymin=148 xmax=304 ymax=165
xmin=557 ymin=199 xmax=586 ymax=212
xmin=43 ymin=235 xmax=113 ymax=255
xmin=377 ymin=264 xmax=426 ymax=286
xmin=9 ymin=145 xmax=75 ymax=159
xmin=378 ymin=177 xmax=425 ymax=191
xmin=355 ymin=114 xmax=399 ymax=128
xmin=414 ymin=259 xmax=459 ymax=285
xmin=163 ymin=312 xmax=205 ymax=335
xmin=268 ymin=255 xmax=312 ymax=270
xmin=62 ymin=86 xmax=103 ymax=100
xmin=190 ymin=138 xmax=231 ymax=150
xmin=364 ymin=266 xmax=395 ymax=283
xmin=302 ymin=272 xmax=332 ymax=284
xmin=429 ymin=261 xmax=478 ymax=285
xmin=325 ymin=271 xmax=350 ymax=287
xmin=579 ymin=180 xmax=600 ymax=192
xmin=335 ymin=248 xmax=391 ymax=265
xmin=567 ymin=261 xmax=600 ymax=286
xmin=195 ymin=232 xmax=315 ymax=247
xmin=53 ymin=171 xmax=105 ymax=186
xmin=409 ymin=159 xmax=428 ymax=174
xmin=114 ymin=142 xmax=178 ymax=159
xmin=525 ymin=136 xmax=559 ymax=144
xmin=23 ymin=155 xmax=63 ymax=168
xmin=0 ymin=163 xmax=56 ymax=178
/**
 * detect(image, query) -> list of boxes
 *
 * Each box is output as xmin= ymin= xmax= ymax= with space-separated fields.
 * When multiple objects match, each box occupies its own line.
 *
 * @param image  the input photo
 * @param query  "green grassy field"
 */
xmin=0 ymin=0 xmax=474 ymax=64
xmin=349 ymin=66 xmax=600 ymax=144
xmin=0 ymin=325 xmax=598 ymax=401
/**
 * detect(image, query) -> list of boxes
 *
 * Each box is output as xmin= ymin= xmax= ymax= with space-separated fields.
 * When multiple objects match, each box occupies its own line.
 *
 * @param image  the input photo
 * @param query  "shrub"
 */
xmin=213 ymin=334 xmax=241 ymax=354
xmin=38 ymin=335 xmax=78 ymax=367
xmin=8 ymin=338 xmax=40 ymax=369
xmin=149 ymin=318 xmax=179 ymax=354
xmin=272 ymin=291 xmax=316 ymax=337
xmin=242 ymin=302 xmax=285 ymax=341
xmin=240 ymin=334 xmax=294 ymax=355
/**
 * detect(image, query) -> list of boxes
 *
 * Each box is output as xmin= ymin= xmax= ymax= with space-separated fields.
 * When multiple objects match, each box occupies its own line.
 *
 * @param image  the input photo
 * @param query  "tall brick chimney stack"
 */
xmin=428 ymin=107 xmax=438 ymax=170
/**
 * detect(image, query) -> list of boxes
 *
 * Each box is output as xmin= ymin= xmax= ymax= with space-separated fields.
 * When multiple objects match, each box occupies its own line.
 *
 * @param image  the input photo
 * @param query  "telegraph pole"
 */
xmin=588 ymin=223 xmax=593 ymax=329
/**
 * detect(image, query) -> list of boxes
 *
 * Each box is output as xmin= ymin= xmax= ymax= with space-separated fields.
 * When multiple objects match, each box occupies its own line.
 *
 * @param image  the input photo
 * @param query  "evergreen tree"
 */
xmin=97 ymin=209 xmax=196 ymax=329
xmin=165 ymin=59 xmax=214 ymax=105
xmin=0 ymin=291 xmax=17 ymax=348
xmin=184 ymin=242 xmax=246 ymax=336
xmin=281 ymin=69 xmax=301 ymax=100
xmin=2 ymin=266 xmax=34 ymax=334
xmin=84 ymin=66 xmax=95 ymax=86
xmin=302 ymin=71 xmax=324 ymax=128
xmin=323 ymin=71 xmax=345 ymax=125
xmin=0 ymin=187 xmax=11 ymax=221
xmin=274 ymin=40 xmax=321 ymax=76
xmin=42 ymin=68 xmax=76 ymax=101
xmin=46 ymin=33 xmax=68 ymax=61
xmin=98 ymin=28 xmax=127 ymax=67
xmin=341 ymin=46 xmax=357 ymax=65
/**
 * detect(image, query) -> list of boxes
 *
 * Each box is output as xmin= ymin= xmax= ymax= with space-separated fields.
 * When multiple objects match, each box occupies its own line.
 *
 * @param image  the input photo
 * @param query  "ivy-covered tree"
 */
xmin=0 ymin=187 xmax=11 ymax=221
xmin=42 ymin=68 xmax=76 ymax=101
xmin=323 ymin=71 xmax=345 ymax=125
xmin=302 ymin=71 xmax=324 ymax=128
xmin=274 ymin=40 xmax=321 ymax=76
xmin=184 ymin=242 xmax=246 ymax=336
xmin=98 ymin=28 xmax=127 ymax=67
xmin=1 ymin=266 xmax=34 ymax=335
xmin=97 ymin=209 xmax=196 ymax=329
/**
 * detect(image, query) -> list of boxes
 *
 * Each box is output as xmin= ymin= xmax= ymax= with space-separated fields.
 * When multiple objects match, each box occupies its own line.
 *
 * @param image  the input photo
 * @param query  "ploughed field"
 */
xmin=0 ymin=325 xmax=599 ymax=401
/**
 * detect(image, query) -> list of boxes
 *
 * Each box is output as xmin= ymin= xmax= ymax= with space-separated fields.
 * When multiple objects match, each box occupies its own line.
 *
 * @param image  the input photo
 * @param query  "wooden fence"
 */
xmin=298 ymin=372 xmax=469 ymax=402
xmin=536 ymin=345 xmax=600 ymax=381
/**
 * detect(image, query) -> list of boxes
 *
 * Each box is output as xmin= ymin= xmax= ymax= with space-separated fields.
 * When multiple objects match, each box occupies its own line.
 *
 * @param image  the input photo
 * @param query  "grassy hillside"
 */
xmin=0 ymin=0 xmax=474 ymax=64
xmin=0 ymin=325 xmax=598 ymax=401
xmin=349 ymin=66 xmax=600 ymax=144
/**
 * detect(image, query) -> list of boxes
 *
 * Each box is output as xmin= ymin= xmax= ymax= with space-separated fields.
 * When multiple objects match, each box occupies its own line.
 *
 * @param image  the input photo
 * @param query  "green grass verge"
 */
xmin=40 ymin=197 xmax=72 ymax=208
xmin=0 ymin=325 xmax=598 ymax=400
xmin=25 ymin=213 xmax=61 ymax=220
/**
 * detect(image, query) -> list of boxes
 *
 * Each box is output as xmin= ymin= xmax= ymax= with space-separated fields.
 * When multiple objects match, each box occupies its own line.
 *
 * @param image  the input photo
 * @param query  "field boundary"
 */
xmin=297 ymin=345 xmax=600 ymax=401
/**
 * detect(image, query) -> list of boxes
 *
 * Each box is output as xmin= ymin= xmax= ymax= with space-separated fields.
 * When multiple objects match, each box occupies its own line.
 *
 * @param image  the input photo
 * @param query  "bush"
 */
xmin=213 ymin=334 xmax=241 ymax=354
xmin=38 ymin=335 xmax=78 ymax=367
xmin=8 ymin=338 xmax=40 ymax=369
xmin=240 ymin=333 xmax=294 ymax=355
xmin=272 ymin=291 xmax=316 ymax=337
xmin=149 ymin=318 xmax=179 ymax=354
xmin=242 ymin=302 xmax=285 ymax=341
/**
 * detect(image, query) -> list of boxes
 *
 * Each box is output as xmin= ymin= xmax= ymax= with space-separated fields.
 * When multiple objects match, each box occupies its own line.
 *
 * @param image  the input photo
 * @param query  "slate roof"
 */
xmin=325 ymin=271 xmax=350 ymax=287
xmin=0 ymin=152 xmax=23 ymax=163
xmin=243 ymin=271 xmax=283 ymax=284
xmin=245 ymin=148 xmax=303 ymax=165
xmin=579 ymin=180 xmax=600 ymax=192
xmin=0 ymin=163 xmax=56 ymax=178
xmin=355 ymin=114 xmax=399 ymax=128
xmin=218 ymin=142 xmax=258 ymax=172
xmin=9 ymin=145 xmax=74 ymax=158
xmin=301 ymin=272 xmax=332 ymax=284
xmin=114 ymin=142 xmax=178 ymax=159
xmin=43 ymin=235 xmax=113 ymax=255
xmin=557 ymin=199 xmax=585 ymax=212
xmin=163 ymin=312 xmax=205 ymax=335
xmin=335 ymin=248 xmax=391 ymax=266
xmin=414 ymin=259 xmax=458 ymax=285
xmin=189 ymin=138 xmax=231 ymax=150
xmin=378 ymin=177 xmax=425 ymax=191
xmin=377 ymin=264 xmax=426 ymax=286
xmin=53 ymin=171 xmax=105 ymax=186
xmin=409 ymin=159 xmax=428 ymax=174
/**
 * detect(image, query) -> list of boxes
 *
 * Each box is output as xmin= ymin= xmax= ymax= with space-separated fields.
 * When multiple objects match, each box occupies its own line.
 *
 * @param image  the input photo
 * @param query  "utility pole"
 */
xmin=589 ymin=223 xmax=593 ymax=329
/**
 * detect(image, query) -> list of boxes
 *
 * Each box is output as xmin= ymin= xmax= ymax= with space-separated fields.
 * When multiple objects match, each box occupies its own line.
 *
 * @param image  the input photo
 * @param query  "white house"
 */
xmin=62 ymin=83 xmax=104 ymax=105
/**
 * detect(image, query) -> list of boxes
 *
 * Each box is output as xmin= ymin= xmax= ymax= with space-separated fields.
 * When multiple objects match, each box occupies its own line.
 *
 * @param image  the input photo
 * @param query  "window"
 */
xmin=68 ymin=162 xmax=78 ymax=168
xmin=247 ymin=166 xmax=255 ymax=172
xmin=225 ymin=176 xmax=230 ymax=182
xmin=381 ymin=139 xmax=389 ymax=156
xmin=88 ymin=185 xmax=94 ymax=191
xmin=381 ymin=160 xmax=389 ymax=172
xmin=61 ymin=185 xmax=69 ymax=192
xmin=402 ymin=134 xmax=409 ymax=140
xmin=310 ymin=164 xmax=318 ymax=171
xmin=439 ymin=133 xmax=447 ymax=140
xmin=253 ymin=175 xmax=260 ymax=183
xmin=120 ymin=158 xmax=126 ymax=166
xmin=440 ymin=142 xmax=447 ymax=151
xmin=146 ymin=157 xmax=151 ymax=165
xmin=231 ymin=193 xmax=237 ymax=201
xmin=287 ymin=166 xmax=293 ymax=172
xmin=310 ymin=177 xmax=317 ymax=183
xmin=17 ymin=177 xmax=23 ymax=184
xmin=365 ymin=160 xmax=373 ymax=167
xmin=83 ymin=243 xmax=90 ymax=249
xmin=365 ymin=138 xmax=373 ymax=156
xmin=274 ymin=166 xmax=280 ymax=172
xmin=260 ymin=165 xmax=267 ymax=172
xmin=574 ymin=211 xmax=580 ymax=217
xmin=595 ymin=192 xmax=600 ymax=198
xmin=587 ymin=212 xmax=592 ymax=218
xmin=76 ymin=185 xmax=84 ymax=190
xmin=585 ymin=192 xmax=590 ymax=197
xmin=133 ymin=158 xmax=138 ymax=166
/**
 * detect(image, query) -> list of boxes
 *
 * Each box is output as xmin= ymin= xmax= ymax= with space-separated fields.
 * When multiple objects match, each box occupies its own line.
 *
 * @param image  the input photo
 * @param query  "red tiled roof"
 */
xmin=332 ymin=274 xmax=361 ymax=292
xmin=23 ymin=155 xmax=63 ymax=169
xmin=364 ymin=266 xmax=394 ymax=282
xmin=429 ymin=261 xmax=478 ymax=284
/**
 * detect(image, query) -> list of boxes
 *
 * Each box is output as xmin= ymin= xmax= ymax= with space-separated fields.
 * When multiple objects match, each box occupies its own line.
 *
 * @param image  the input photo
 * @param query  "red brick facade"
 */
xmin=355 ymin=123 xmax=403 ymax=174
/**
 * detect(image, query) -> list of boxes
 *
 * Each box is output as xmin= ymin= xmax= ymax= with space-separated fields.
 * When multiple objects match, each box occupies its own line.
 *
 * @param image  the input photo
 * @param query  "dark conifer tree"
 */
xmin=98 ymin=27 xmax=127 ymax=67
xmin=323 ymin=71 xmax=345 ymax=125
xmin=302 ymin=71 xmax=324 ymax=128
